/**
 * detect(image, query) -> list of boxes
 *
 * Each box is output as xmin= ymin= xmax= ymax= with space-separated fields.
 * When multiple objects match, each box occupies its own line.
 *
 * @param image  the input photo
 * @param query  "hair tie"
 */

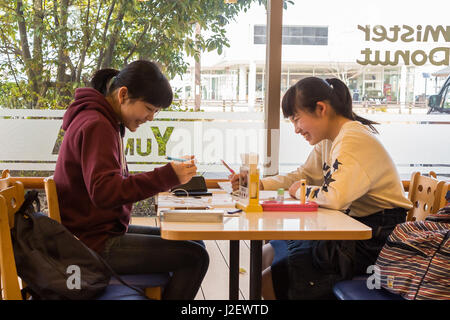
xmin=324 ymin=79 xmax=334 ymax=89
xmin=106 ymin=76 xmax=116 ymax=92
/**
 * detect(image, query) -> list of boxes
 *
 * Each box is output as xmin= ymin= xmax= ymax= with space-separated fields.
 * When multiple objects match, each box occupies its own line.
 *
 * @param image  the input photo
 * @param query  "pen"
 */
xmin=221 ymin=159 xmax=236 ymax=175
xmin=166 ymin=156 xmax=188 ymax=162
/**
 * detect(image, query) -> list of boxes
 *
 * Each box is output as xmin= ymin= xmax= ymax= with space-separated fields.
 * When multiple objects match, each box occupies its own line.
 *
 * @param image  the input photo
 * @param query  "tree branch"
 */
xmin=16 ymin=0 xmax=33 ymax=67
xmin=124 ymin=22 xmax=151 ymax=65
xmin=32 ymin=0 xmax=44 ymax=80
xmin=0 ymin=29 xmax=21 ymax=90
xmin=96 ymin=0 xmax=116 ymax=70
xmin=101 ymin=0 xmax=128 ymax=68
xmin=76 ymin=0 xmax=104 ymax=82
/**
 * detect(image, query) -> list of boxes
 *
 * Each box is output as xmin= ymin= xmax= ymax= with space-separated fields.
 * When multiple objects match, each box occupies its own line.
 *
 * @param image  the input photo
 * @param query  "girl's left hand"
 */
xmin=288 ymin=181 xmax=301 ymax=198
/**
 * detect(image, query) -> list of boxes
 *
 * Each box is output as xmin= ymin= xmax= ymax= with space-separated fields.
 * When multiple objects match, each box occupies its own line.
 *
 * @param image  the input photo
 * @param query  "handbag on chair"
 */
xmin=375 ymin=205 xmax=450 ymax=300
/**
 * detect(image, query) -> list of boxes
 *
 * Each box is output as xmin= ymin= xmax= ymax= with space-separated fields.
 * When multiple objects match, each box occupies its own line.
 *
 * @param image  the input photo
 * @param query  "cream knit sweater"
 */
xmin=261 ymin=121 xmax=412 ymax=217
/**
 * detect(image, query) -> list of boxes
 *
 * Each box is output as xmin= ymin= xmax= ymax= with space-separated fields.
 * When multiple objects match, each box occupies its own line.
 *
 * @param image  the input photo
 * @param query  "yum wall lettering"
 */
xmin=125 ymin=126 xmax=174 ymax=157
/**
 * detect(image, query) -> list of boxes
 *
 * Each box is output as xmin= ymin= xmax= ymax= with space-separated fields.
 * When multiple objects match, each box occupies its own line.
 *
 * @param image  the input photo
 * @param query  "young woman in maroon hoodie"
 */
xmin=54 ymin=60 xmax=209 ymax=300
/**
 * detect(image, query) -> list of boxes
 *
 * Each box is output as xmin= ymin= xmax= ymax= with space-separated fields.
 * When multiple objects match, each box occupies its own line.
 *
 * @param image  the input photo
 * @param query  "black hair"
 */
xmin=90 ymin=60 xmax=173 ymax=109
xmin=281 ymin=77 xmax=379 ymax=134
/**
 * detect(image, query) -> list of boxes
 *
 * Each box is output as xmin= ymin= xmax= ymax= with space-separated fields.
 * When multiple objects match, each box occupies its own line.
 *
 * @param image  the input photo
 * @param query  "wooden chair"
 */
xmin=1 ymin=170 xmax=169 ymax=300
xmin=406 ymin=171 xmax=449 ymax=221
xmin=333 ymin=171 xmax=449 ymax=300
xmin=6 ymin=172 xmax=61 ymax=222
xmin=41 ymin=176 xmax=169 ymax=299
xmin=0 ymin=176 xmax=151 ymax=300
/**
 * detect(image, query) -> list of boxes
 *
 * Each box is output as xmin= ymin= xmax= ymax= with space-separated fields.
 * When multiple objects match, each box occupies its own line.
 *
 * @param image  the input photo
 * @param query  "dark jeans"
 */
xmin=100 ymin=225 xmax=209 ymax=300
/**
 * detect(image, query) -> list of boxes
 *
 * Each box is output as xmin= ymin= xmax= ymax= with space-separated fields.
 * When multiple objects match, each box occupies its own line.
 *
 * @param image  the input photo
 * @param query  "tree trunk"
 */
xmin=33 ymin=0 xmax=45 ymax=107
xmin=76 ymin=0 xmax=91 ymax=83
xmin=194 ymin=23 xmax=201 ymax=111
xmin=16 ymin=0 xmax=39 ymax=107
xmin=96 ymin=0 xmax=116 ymax=70
xmin=56 ymin=0 xmax=70 ymax=86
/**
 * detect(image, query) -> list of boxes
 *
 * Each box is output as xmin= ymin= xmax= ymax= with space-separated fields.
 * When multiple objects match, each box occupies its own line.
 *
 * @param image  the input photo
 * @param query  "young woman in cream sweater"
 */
xmin=232 ymin=77 xmax=411 ymax=299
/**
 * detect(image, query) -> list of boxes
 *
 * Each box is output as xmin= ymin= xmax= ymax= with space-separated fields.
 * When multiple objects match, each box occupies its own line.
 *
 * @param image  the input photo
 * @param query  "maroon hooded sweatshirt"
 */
xmin=54 ymin=88 xmax=179 ymax=253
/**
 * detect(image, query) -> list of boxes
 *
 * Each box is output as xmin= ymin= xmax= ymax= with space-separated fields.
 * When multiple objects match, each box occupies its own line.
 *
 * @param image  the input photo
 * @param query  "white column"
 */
xmin=400 ymin=65 xmax=407 ymax=107
xmin=191 ymin=67 xmax=196 ymax=100
xmin=248 ymin=61 xmax=256 ymax=111
xmin=239 ymin=65 xmax=247 ymax=102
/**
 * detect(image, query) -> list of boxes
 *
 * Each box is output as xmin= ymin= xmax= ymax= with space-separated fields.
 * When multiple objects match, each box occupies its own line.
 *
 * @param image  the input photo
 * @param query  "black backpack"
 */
xmin=11 ymin=190 xmax=144 ymax=300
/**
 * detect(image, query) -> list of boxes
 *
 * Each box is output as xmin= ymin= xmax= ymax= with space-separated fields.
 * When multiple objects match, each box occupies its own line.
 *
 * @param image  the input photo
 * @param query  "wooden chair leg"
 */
xmin=144 ymin=286 xmax=162 ymax=300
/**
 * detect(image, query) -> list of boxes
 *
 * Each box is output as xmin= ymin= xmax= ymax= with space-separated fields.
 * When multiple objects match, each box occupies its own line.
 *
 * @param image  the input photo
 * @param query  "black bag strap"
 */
xmin=13 ymin=190 xmax=48 ymax=256
xmin=20 ymin=190 xmax=41 ymax=215
xmin=21 ymin=286 xmax=40 ymax=300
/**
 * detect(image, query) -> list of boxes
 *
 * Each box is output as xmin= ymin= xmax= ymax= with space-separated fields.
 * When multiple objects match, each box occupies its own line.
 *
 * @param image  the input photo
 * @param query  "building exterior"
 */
xmin=171 ymin=0 xmax=450 ymax=110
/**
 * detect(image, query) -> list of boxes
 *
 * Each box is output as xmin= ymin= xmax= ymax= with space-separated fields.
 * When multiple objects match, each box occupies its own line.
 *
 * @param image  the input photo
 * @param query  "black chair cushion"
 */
xmin=333 ymin=280 xmax=405 ymax=300
xmin=96 ymin=285 xmax=149 ymax=300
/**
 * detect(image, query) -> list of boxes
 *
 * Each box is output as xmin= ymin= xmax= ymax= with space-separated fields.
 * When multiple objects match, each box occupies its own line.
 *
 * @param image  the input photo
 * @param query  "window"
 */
xmin=254 ymin=25 xmax=328 ymax=45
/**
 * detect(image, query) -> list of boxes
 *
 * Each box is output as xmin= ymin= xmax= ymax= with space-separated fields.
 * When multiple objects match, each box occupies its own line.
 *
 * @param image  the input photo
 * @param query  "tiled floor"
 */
xmin=131 ymin=216 xmax=251 ymax=300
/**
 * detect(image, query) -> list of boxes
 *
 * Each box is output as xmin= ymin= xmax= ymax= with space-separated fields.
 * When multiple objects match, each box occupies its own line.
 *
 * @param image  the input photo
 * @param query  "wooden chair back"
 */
xmin=43 ymin=176 xmax=61 ymax=223
xmin=2 ymin=171 xmax=61 ymax=222
xmin=0 ymin=169 xmax=11 ymax=189
xmin=0 ymin=175 xmax=25 ymax=299
xmin=407 ymin=171 xmax=449 ymax=221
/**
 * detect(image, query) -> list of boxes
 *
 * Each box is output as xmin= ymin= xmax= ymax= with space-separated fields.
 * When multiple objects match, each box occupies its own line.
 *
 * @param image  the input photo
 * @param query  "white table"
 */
xmin=157 ymin=190 xmax=372 ymax=300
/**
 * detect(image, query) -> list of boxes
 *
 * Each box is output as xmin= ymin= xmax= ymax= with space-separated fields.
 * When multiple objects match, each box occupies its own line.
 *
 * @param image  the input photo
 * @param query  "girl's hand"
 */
xmin=289 ymin=181 xmax=301 ymax=198
xmin=229 ymin=173 xmax=240 ymax=191
xmin=229 ymin=173 xmax=264 ymax=191
xmin=170 ymin=156 xmax=197 ymax=185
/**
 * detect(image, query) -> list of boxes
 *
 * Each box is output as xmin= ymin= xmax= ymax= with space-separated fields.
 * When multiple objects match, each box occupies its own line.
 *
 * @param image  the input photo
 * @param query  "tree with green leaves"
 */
xmin=0 ymin=0 xmax=292 ymax=109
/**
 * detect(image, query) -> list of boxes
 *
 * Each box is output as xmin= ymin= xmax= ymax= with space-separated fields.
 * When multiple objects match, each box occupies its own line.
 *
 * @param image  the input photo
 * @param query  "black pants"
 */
xmin=101 ymin=225 xmax=209 ymax=300
xmin=352 ymin=208 xmax=408 ymax=275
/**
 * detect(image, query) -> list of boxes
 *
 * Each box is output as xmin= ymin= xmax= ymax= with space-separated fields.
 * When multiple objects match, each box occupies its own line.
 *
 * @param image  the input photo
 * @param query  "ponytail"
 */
xmin=326 ymin=78 xmax=379 ymax=134
xmin=352 ymin=112 xmax=379 ymax=134
xmin=90 ymin=68 xmax=120 ymax=96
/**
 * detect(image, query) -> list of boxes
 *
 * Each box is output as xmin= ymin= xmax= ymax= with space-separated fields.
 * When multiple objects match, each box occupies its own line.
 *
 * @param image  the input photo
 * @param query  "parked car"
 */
xmin=362 ymin=90 xmax=386 ymax=103
xmin=428 ymin=75 xmax=450 ymax=114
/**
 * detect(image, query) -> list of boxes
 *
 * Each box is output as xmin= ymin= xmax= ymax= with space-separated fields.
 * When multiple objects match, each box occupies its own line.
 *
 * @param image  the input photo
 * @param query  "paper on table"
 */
xmin=158 ymin=193 xmax=235 ymax=209
xmin=217 ymin=181 xmax=233 ymax=194
xmin=158 ymin=194 xmax=210 ymax=208
xmin=209 ymin=193 xmax=235 ymax=207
